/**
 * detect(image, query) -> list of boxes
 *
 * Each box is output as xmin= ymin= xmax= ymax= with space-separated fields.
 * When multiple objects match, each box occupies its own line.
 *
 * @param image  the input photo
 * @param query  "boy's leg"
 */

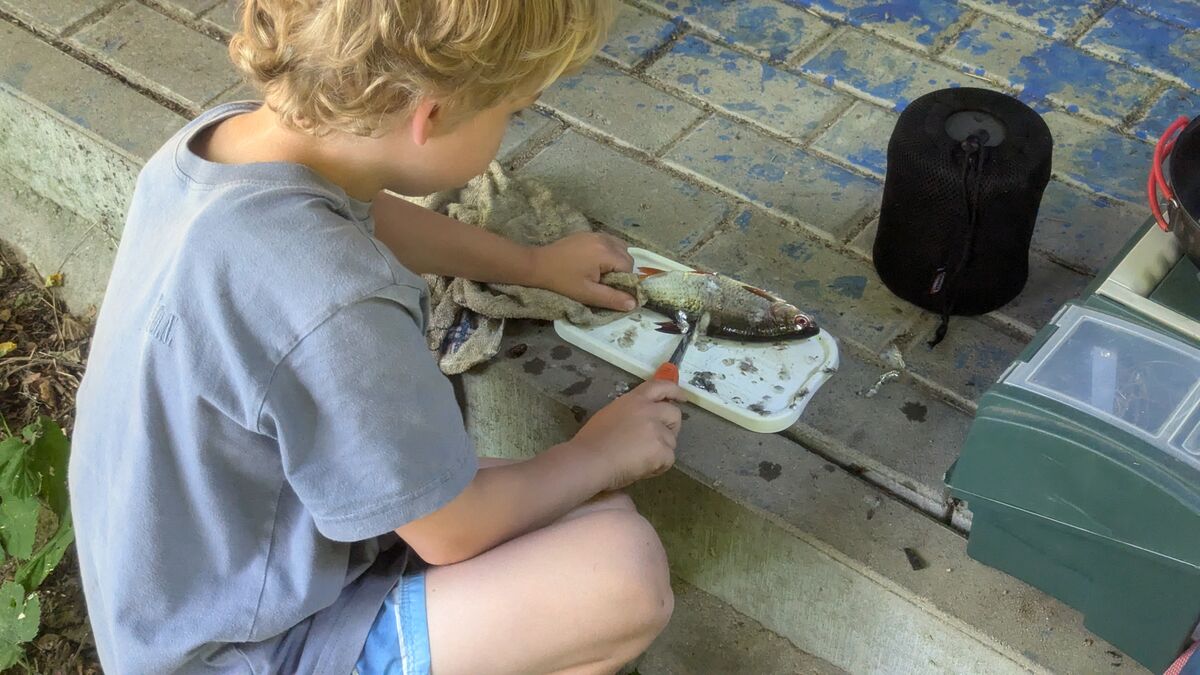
xmin=424 ymin=500 xmax=673 ymax=675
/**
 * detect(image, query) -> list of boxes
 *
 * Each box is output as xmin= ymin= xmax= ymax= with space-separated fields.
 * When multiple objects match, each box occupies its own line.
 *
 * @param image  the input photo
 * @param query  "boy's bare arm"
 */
xmin=396 ymin=380 xmax=683 ymax=565
xmin=371 ymin=191 xmax=637 ymax=311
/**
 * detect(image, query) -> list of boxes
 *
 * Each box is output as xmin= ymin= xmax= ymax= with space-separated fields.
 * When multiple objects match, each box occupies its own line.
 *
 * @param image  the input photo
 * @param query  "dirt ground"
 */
xmin=0 ymin=241 xmax=100 ymax=674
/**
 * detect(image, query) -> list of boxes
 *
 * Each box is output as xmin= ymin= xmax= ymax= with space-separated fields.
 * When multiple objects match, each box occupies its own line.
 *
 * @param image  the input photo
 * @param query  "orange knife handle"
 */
xmin=653 ymin=362 xmax=679 ymax=383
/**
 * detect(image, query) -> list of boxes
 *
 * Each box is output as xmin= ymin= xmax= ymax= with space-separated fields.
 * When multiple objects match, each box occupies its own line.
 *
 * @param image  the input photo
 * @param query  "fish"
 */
xmin=606 ymin=267 xmax=819 ymax=341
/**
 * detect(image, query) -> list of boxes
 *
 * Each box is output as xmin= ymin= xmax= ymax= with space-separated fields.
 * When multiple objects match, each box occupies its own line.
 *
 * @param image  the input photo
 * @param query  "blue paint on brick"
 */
xmin=658 ymin=0 xmax=831 ymax=61
xmin=748 ymin=163 xmax=786 ymax=182
xmin=1016 ymin=43 xmax=1146 ymax=121
xmin=782 ymin=241 xmax=816 ymax=262
xmin=973 ymin=0 xmax=1101 ymax=37
xmin=726 ymin=101 xmax=767 ymax=113
xmin=735 ymin=209 xmax=753 ymax=231
xmin=673 ymin=34 xmax=713 ymax=56
xmin=1124 ymin=0 xmax=1200 ymax=30
xmin=677 ymin=73 xmax=713 ymax=95
xmin=793 ymin=279 xmax=822 ymax=293
xmin=807 ymin=46 xmax=911 ymax=104
xmin=1134 ymin=88 xmax=1200 ymax=141
xmin=801 ymin=36 xmax=966 ymax=111
xmin=1033 ymin=181 xmax=1142 ymax=273
xmin=851 ymin=148 xmax=888 ymax=175
xmin=1056 ymin=123 xmax=1154 ymax=205
xmin=713 ymin=154 xmax=735 ymax=163
xmin=786 ymin=0 xmax=963 ymax=47
xmin=1 ymin=61 xmax=32 ymax=88
xmin=1082 ymin=6 xmax=1200 ymax=90
xmin=556 ymin=75 xmax=583 ymax=90
xmin=829 ymin=275 xmax=868 ymax=299
xmin=667 ymin=118 xmax=881 ymax=236
xmin=651 ymin=34 xmax=845 ymax=138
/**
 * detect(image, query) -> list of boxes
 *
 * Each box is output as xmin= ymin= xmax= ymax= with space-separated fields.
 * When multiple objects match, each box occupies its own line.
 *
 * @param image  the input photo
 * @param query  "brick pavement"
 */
xmin=1 ymin=0 xmax=1197 ymax=522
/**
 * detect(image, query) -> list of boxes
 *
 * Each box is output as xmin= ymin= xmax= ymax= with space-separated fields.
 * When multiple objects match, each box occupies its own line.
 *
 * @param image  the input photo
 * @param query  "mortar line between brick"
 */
xmin=982 ymin=311 xmax=1037 ymax=342
xmin=1031 ymin=246 xmax=1098 ymax=277
xmin=930 ymin=8 xmax=980 ymax=57
xmin=60 ymin=0 xmax=124 ymax=38
xmin=677 ymin=208 xmax=737 ymax=258
xmin=777 ymin=426 xmax=959 ymax=527
xmin=0 ymin=9 xmax=196 ymax=118
xmin=504 ymin=122 xmax=567 ymax=172
xmin=929 ymin=38 xmax=1169 ymax=143
xmin=654 ymin=111 xmax=710 ymax=158
xmin=613 ymin=65 xmax=888 ymax=181
xmin=840 ymin=208 xmax=880 ymax=247
xmin=138 ymin=0 xmax=230 ymax=43
xmin=1121 ymin=79 xmax=1172 ymax=134
xmin=1120 ymin=2 xmax=1200 ymax=32
xmin=803 ymin=97 xmax=858 ymax=152
xmin=630 ymin=23 xmax=686 ymax=74
xmin=519 ymin=110 xmax=834 ymax=242
xmin=784 ymin=22 xmax=843 ymax=69
xmin=1062 ymin=0 xmax=1118 ymax=45
xmin=209 ymin=78 xmax=249 ymax=106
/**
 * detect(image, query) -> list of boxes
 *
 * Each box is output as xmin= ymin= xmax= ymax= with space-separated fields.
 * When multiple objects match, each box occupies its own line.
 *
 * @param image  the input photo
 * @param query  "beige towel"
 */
xmin=412 ymin=162 xmax=638 ymax=374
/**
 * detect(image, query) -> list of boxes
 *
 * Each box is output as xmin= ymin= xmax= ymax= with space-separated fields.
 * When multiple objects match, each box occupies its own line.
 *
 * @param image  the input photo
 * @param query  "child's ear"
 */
xmin=411 ymin=99 xmax=440 ymax=146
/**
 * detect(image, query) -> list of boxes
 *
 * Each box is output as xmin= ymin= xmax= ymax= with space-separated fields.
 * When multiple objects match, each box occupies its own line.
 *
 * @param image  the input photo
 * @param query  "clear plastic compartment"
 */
xmin=1027 ymin=318 xmax=1200 ymax=435
xmin=1008 ymin=305 xmax=1200 ymax=471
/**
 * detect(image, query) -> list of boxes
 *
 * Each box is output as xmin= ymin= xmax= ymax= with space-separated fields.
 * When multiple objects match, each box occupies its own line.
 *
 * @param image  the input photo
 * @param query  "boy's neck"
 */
xmin=195 ymin=105 xmax=408 ymax=202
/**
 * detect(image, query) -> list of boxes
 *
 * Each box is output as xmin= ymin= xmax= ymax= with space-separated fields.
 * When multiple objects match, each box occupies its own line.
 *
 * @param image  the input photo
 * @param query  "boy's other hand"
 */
xmin=529 ymin=232 xmax=637 ymax=311
xmin=568 ymin=380 xmax=685 ymax=491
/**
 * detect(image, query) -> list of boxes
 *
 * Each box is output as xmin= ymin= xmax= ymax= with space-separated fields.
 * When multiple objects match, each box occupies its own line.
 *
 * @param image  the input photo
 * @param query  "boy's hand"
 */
xmin=568 ymin=380 xmax=686 ymax=491
xmin=529 ymin=232 xmax=637 ymax=311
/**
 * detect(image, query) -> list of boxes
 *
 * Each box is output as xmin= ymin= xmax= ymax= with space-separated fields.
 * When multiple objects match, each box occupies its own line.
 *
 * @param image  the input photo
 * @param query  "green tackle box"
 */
xmin=946 ymin=221 xmax=1200 ymax=673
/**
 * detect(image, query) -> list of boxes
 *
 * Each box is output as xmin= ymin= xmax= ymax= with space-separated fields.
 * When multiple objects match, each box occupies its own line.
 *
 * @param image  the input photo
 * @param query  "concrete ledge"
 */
xmin=0 ymin=83 xmax=141 ymax=243
xmin=0 ymin=169 xmax=116 ymax=311
xmin=462 ymin=321 xmax=1147 ymax=674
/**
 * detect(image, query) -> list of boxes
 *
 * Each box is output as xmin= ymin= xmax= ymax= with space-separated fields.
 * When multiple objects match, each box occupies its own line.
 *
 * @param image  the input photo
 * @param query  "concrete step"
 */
xmin=462 ymin=322 xmax=1147 ymax=675
xmin=639 ymin=579 xmax=847 ymax=675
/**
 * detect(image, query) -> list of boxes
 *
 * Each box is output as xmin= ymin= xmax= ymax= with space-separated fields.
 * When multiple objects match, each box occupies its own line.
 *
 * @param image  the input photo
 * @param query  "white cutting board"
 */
xmin=554 ymin=248 xmax=839 ymax=433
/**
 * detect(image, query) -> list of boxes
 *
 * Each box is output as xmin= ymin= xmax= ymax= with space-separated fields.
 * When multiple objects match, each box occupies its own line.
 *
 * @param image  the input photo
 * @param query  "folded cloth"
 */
xmin=410 ymin=162 xmax=637 ymax=374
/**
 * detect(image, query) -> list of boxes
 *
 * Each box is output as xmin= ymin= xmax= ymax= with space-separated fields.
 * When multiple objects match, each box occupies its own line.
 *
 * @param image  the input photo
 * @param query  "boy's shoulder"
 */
xmin=117 ymin=103 xmax=429 ymax=362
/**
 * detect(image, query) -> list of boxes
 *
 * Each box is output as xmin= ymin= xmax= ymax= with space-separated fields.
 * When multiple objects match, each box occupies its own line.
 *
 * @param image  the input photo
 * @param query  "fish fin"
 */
xmin=742 ymin=284 xmax=783 ymax=302
xmin=654 ymin=321 xmax=683 ymax=335
xmin=638 ymin=267 xmax=669 ymax=280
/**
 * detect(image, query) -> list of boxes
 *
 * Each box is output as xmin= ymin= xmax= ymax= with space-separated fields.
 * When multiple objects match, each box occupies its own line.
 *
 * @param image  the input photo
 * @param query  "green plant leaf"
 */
xmin=0 ymin=581 xmax=40 ymax=670
xmin=27 ymin=418 xmax=69 ymax=518
xmin=0 ymin=496 xmax=39 ymax=561
xmin=0 ymin=641 xmax=22 ymax=671
xmin=0 ymin=435 xmax=38 ymax=501
xmin=15 ymin=515 xmax=73 ymax=593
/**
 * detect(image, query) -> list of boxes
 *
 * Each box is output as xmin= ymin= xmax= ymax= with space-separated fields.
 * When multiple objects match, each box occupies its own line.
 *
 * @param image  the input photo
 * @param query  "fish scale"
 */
xmin=630 ymin=269 xmax=819 ymax=341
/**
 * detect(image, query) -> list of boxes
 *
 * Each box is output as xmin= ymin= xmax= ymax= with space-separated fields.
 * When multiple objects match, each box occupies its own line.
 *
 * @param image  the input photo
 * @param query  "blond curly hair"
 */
xmin=230 ymin=0 xmax=614 ymax=136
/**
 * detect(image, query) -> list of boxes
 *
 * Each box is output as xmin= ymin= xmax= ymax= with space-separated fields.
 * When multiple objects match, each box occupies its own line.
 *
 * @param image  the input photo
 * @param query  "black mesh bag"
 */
xmin=874 ymin=88 xmax=1053 ymax=346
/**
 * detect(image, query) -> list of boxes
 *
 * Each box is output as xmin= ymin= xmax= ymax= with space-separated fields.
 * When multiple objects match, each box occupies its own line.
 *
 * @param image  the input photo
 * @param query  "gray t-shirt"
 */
xmin=69 ymin=102 xmax=477 ymax=674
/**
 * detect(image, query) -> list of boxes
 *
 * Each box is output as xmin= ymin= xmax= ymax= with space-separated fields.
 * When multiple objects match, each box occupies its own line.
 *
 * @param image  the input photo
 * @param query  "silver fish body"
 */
xmin=618 ymin=268 xmax=819 ymax=341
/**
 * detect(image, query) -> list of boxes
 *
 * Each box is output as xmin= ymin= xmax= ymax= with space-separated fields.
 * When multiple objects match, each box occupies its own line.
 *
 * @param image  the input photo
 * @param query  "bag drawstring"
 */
xmin=929 ymin=133 xmax=989 ymax=348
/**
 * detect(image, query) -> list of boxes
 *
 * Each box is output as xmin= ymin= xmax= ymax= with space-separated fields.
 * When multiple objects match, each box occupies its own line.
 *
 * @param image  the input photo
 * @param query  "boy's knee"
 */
xmin=587 ymin=510 xmax=674 ymax=633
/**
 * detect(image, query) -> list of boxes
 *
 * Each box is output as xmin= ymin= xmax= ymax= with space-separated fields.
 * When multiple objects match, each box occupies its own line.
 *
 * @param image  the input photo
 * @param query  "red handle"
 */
xmin=653 ymin=362 xmax=679 ymax=383
xmin=1149 ymin=115 xmax=1190 ymax=232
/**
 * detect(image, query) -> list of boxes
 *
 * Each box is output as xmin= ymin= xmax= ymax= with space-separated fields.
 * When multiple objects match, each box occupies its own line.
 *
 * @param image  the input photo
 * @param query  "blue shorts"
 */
xmin=353 ymin=570 xmax=431 ymax=675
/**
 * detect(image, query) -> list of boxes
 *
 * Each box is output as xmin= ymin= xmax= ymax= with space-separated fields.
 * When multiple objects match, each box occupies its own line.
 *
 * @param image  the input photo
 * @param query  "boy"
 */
xmin=68 ymin=1 xmax=685 ymax=673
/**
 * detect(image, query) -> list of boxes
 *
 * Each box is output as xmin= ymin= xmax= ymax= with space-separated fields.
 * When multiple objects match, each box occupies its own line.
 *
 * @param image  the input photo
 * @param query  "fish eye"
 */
xmin=794 ymin=316 xmax=808 ymax=327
